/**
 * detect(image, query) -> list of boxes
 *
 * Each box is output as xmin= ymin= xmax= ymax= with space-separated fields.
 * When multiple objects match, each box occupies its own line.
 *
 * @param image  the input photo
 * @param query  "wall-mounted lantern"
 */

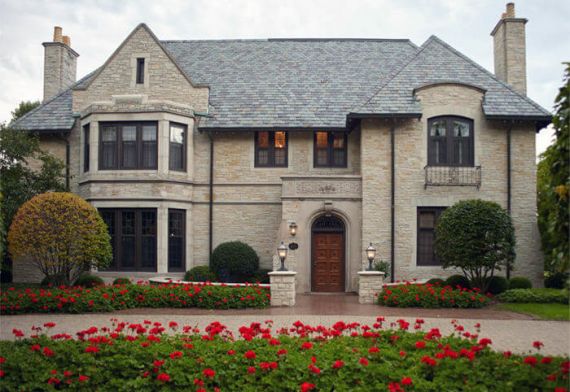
xmin=278 ymin=242 xmax=288 ymax=271
xmin=289 ymin=222 xmax=298 ymax=237
xmin=366 ymin=243 xmax=376 ymax=271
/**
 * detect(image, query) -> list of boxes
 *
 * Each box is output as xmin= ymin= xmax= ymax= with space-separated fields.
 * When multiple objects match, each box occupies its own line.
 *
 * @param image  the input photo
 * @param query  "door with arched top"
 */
xmin=311 ymin=215 xmax=345 ymax=292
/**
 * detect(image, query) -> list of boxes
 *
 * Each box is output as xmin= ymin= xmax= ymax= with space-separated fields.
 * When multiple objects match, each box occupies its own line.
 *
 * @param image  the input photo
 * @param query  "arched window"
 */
xmin=427 ymin=116 xmax=474 ymax=166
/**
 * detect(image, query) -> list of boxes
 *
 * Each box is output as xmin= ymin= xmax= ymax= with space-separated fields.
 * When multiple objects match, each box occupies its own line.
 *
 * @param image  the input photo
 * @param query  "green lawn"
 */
xmin=498 ymin=302 xmax=570 ymax=321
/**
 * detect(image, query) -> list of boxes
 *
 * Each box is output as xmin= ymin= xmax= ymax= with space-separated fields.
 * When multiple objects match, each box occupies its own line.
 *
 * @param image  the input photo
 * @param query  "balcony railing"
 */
xmin=424 ymin=165 xmax=481 ymax=189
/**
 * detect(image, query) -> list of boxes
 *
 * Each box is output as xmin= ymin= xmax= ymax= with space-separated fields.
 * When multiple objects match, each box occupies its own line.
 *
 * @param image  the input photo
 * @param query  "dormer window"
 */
xmin=427 ymin=116 xmax=474 ymax=166
xmin=136 ymin=58 xmax=145 ymax=84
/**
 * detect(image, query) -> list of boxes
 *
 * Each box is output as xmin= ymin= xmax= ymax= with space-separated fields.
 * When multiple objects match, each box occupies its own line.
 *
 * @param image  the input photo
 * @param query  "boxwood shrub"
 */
xmin=74 ymin=274 xmax=105 ymax=288
xmin=444 ymin=275 xmax=471 ymax=290
xmin=211 ymin=241 xmax=259 ymax=282
xmin=426 ymin=278 xmax=445 ymax=286
xmin=1 ymin=319 xmax=566 ymax=391
xmin=497 ymin=288 xmax=569 ymax=304
xmin=485 ymin=276 xmax=509 ymax=295
xmin=184 ymin=266 xmax=217 ymax=282
xmin=508 ymin=277 xmax=532 ymax=290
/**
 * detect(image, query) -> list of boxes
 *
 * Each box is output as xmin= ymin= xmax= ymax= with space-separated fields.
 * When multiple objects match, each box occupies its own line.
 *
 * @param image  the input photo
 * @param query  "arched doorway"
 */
xmin=311 ymin=215 xmax=345 ymax=292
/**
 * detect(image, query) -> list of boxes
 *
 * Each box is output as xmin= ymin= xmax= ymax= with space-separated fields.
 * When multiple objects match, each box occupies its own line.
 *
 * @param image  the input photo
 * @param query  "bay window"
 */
xmin=99 ymin=122 xmax=158 ymax=170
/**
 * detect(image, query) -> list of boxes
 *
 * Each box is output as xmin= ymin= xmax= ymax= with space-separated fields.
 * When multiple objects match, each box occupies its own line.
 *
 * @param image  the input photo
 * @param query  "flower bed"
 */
xmin=0 ymin=282 xmax=269 ymax=315
xmin=0 ymin=319 xmax=567 ymax=391
xmin=378 ymin=282 xmax=490 ymax=308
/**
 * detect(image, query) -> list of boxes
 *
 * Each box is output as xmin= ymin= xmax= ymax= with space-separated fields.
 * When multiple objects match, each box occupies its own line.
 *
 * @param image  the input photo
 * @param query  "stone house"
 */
xmin=12 ymin=3 xmax=550 ymax=290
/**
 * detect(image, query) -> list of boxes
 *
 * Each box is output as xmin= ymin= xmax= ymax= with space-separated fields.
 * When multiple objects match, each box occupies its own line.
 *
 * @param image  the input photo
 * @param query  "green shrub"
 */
xmin=112 ymin=277 xmax=131 ymax=285
xmin=435 ymin=200 xmax=515 ymax=292
xmin=486 ymin=276 xmax=509 ymax=295
xmin=508 ymin=277 xmax=532 ymax=290
xmin=0 ymin=283 xmax=270 ymax=314
xmin=246 ymin=269 xmax=271 ymax=284
xmin=184 ymin=266 xmax=217 ymax=282
xmin=426 ymin=278 xmax=445 ymax=285
xmin=445 ymin=275 xmax=471 ymax=290
xmin=211 ymin=241 xmax=259 ymax=282
xmin=74 ymin=274 xmax=104 ymax=288
xmin=373 ymin=260 xmax=391 ymax=278
xmin=379 ymin=283 xmax=489 ymax=308
xmin=545 ymin=272 xmax=569 ymax=289
xmin=497 ymin=288 xmax=569 ymax=304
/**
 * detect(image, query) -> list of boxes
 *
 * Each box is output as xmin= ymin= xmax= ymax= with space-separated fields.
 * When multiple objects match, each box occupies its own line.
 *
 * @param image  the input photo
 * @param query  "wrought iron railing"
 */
xmin=424 ymin=166 xmax=481 ymax=189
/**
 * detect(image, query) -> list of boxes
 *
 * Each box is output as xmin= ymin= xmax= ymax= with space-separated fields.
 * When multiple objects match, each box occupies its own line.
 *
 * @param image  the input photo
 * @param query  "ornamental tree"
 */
xmin=435 ymin=199 xmax=515 ymax=292
xmin=8 ymin=192 xmax=112 ymax=285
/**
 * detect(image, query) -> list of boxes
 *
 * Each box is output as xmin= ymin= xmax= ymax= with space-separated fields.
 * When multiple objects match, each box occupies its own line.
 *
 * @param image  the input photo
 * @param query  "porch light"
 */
xmin=366 ymin=243 xmax=376 ymax=271
xmin=289 ymin=222 xmax=298 ymax=237
xmin=278 ymin=242 xmax=288 ymax=271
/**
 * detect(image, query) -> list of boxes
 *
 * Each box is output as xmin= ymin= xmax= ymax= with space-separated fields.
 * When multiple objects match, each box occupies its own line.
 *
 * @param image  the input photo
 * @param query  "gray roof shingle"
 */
xmin=12 ymin=36 xmax=550 ymax=132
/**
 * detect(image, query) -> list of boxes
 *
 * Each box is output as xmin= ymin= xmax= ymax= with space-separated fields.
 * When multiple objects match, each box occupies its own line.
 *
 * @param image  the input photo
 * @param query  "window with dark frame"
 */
xmin=417 ymin=207 xmax=446 ymax=266
xmin=168 ymin=209 xmax=186 ymax=272
xmin=99 ymin=208 xmax=157 ymax=271
xmin=254 ymin=131 xmax=288 ymax=167
xmin=136 ymin=58 xmax=145 ymax=84
xmin=427 ymin=116 xmax=474 ymax=166
xmin=99 ymin=122 xmax=158 ymax=170
xmin=83 ymin=124 xmax=90 ymax=172
xmin=169 ymin=123 xmax=187 ymax=171
xmin=314 ymin=131 xmax=347 ymax=168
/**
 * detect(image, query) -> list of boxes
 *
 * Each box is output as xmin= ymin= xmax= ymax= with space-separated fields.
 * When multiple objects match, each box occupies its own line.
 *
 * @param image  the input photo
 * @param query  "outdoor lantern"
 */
xmin=366 ymin=243 xmax=376 ymax=271
xmin=278 ymin=241 xmax=288 ymax=271
xmin=289 ymin=222 xmax=298 ymax=237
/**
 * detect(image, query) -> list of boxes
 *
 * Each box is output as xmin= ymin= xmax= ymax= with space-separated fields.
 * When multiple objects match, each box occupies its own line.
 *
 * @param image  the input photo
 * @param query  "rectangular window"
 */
xmin=168 ymin=209 xmax=186 ymax=272
xmin=99 ymin=122 xmax=158 ymax=170
xmin=314 ymin=131 xmax=348 ymax=167
xmin=428 ymin=117 xmax=474 ymax=166
xmin=99 ymin=208 xmax=157 ymax=271
xmin=169 ymin=123 xmax=187 ymax=171
xmin=417 ymin=207 xmax=446 ymax=266
xmin=136 ymin=58 xmax=145 ymax=84
xmin=254 ymin=131 xmax=288 ymax=167
xmin=83 ymin=124 xmax=90 ymax=172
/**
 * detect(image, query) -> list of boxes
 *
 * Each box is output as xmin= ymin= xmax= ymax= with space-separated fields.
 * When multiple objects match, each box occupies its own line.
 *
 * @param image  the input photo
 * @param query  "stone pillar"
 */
xmin=358 ymin=271 xmax=385 ymax=304
xmin=268 ymin=271 xmax=297 ymax=306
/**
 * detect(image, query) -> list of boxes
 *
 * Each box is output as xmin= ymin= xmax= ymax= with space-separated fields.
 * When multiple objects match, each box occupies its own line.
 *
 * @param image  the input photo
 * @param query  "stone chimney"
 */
xmin=42 ymin=26 xmax=79 ymax=101
xmin=490 ymin=3 xmax=528 ymax=95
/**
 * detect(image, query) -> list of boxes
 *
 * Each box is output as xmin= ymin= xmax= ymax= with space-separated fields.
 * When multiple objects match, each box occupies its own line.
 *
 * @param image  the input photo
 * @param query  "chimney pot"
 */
xmin=501 ymin=12 xmax=507 ymax=19
xmin=506 ymin=3 xmax=515 ymax=18
xmin=62 ymin=35 xmax=71 ymax=47
xmin=53 ymin=26 xmax=63 ymax=43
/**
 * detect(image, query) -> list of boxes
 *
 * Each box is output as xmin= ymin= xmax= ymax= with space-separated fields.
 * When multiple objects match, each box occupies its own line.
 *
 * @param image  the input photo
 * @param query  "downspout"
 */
xmin=390 ymin=121 xmax=396 ymax=283
xmin=506 ymin=122 xmax=513 ymax=280
xmin=208 ymin=132 xmax=214 ymax=262
xmin=65 ymin=136 xmax=70 ymax=191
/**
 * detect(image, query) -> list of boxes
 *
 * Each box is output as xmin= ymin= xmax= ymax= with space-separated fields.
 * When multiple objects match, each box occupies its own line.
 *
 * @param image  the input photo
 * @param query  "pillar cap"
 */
xmin=358 ymin=271 xmax=385 ymax=276
xmin=268 ymin=271 xmax=297 ymax=276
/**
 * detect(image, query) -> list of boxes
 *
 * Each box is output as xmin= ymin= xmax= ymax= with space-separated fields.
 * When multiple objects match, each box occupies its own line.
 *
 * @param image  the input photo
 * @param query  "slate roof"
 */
xmin=354 ymin=36 xmax=551 ymax=120
xmin=11 ymin=35 xmax=551 ymax=132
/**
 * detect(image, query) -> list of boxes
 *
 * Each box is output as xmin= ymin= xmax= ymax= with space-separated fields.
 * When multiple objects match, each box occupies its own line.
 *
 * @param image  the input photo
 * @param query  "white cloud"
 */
xmin=0 ymin=0 xmax=568 ymax=154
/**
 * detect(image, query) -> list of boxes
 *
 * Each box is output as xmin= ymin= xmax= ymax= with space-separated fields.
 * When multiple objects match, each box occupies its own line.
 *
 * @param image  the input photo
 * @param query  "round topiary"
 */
xmin=445 ymin=275 xmax=472 ymax=290
xmin=545 ymin=272 xmax=569 ymax=289
xmin=184 ymin=266 xmax=217 ymax=282
xmin=486 ymin=276 xmax=509 ymax=295
xmin=435 ymin=200 xmax=515 ymax=292
xmin=508 ymin=276 xmax=532 ymax=290
xmin=246 ymin=269 xmax=271 ymax=284
xmin=113 ymin=277 xmax=131 ymax=285
xmin=74 ymin=274 xmax=104 ymax=287
xmin=211 ymin=241 xmax=259 ymax=282
xmin=426 ymin=278 xmax=445 ymax=286
xmin=8 ymin=192 xmax=112 ymax=286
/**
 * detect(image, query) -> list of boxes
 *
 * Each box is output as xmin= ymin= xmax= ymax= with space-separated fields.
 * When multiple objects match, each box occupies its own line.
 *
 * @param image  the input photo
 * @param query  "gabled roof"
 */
xmin=352 ymin=36 xmax=551 ymax=121
xmin=12 ymin=32 xmax=551 ymax=132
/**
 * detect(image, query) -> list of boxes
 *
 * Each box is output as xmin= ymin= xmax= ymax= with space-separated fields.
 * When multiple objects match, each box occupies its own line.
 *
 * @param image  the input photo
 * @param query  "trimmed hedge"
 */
xmin=0 ymin=283 xmax=269 ymax=314
xmin=497 ymin=288 xmax=569 ymax=304
xmin=445 ymin=275 xmax=471 ymax=290
xmin=486 ymin=276 xmax=509 ymax=295
xmin=378 ymin=283 xmax=489 ymax=308
xmin=0 ymin=319 xmax=567 ymax=391
xmin=509 ymin=277 xmax=532 ymax=290
xmin=211 ymin=242 xmax=259 ymax=282
xmin=184 ymin=266 xmax=217 ymax=282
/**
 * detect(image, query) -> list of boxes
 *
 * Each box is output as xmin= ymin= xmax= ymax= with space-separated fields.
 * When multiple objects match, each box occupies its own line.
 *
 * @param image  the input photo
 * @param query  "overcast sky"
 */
xmin=0 ymin=0 xmax=568 ymax=155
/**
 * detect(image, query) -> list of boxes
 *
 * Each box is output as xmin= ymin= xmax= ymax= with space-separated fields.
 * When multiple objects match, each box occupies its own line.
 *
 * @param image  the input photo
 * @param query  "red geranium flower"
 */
xmin=415 ymin=341 xmax=426 ymax=349
xmin=301 ymin=342 xmax=313 ymax=350
xmin=358 ymin=357 xmax=369 ymax=366
xmin=532 ymin=341 xmax=544 ymax=350
xmin=203 ymin=368 xmax=215 ymax=379
xmin=369 ymin=346 xmax=380 ymax=354
xmin=401 ymin=377 xmax=412 ymax=386
xmin=78 ymin=375 xmax=89 ymax=382
xmin=169 ymin=351 xmax=183 ymax=360
xmin=227 ymin=349 xmax=236 ymax=356
xmin=157 ymin=373 xmax=170 ymax=382
xmin=244 ymin=350 xmax=256 ymax=359
xmin=85 ymin=346 xmax=98 ymax=354
xmin=524 ymin=356 xmax=538 ymax=367
xmin=44 ymin=322 xmax=56 ymax=328
xmin=300 ymin=382 xmax=316 ymax=392
xmin=332 ymin=360 xmax=344 ymax=369
xmin=247 ymin=366 xmax=256 ymax=374
xmin=42 ymin=347 xmax=55 ymax=357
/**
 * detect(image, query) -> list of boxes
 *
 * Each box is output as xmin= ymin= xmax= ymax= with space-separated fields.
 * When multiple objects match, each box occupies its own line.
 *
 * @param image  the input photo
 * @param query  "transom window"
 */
xmin=169 ymin=123 xmax=187 ymax=171
xmin=99 ymin=208 xmax=157 ymax=271
xmin=314 ymin=131 xmax=347 ymax=168
xmin=417 ymin=207 xmax=446 ymax=266
xmin=254 ymin=131 xmax=288 ymax=167
xmin=428 ymin=116 xmax=474 ymax=166
xmin=99 ymin=122 xmax=158 ymax=170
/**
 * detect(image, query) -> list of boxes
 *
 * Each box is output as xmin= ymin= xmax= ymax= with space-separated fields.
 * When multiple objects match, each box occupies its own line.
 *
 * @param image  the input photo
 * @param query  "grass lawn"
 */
xmin=498 ymin=302 xmax=570 ymax=321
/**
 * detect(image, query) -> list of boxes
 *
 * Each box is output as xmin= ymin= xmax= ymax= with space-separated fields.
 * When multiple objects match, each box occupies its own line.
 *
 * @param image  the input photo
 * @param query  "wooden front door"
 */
xmin=312 ymin=232 xmax=345 ymax=292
